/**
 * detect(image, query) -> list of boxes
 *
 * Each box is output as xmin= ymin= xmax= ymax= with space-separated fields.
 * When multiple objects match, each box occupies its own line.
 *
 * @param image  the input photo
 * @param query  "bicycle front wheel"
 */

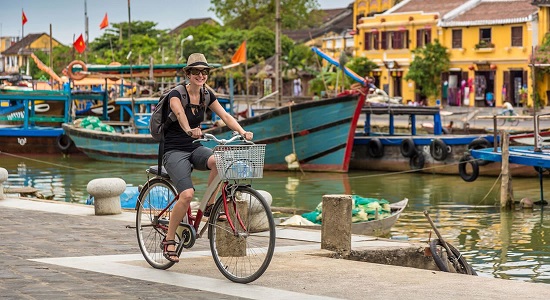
xmin=208 ymin=185 xmax=276 ymax=283
xmin=136 ymin=178 xmax=178 ymax=270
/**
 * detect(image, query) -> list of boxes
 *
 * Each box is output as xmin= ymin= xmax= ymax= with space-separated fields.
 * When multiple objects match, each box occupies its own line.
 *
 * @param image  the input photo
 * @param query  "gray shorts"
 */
xmin=163 ymin=146 xmax=213 ymax=193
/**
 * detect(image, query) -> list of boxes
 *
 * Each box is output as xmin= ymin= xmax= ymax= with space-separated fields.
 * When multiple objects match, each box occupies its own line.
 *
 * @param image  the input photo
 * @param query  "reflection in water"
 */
xmin=1 ymin=154 xmax=549 ymax=283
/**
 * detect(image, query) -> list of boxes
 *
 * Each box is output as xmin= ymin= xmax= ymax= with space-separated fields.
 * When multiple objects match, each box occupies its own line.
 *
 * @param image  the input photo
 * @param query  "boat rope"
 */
xmin=287 ymin=104 xmax=304 ymax=175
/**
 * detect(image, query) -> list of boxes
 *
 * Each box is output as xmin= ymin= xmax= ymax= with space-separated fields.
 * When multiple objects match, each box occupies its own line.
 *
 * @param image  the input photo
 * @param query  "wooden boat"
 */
xmin=510 ymin=130 xmax=550 ymax=146
xmin=279 ymin=198 xmax=408 ymax=237
xmin=62 ymin=93 xmax=365 ymax=172
xmin=349 ymin=105 xmax=543 ymax=177
xmin=62 ymin=122 xmax=157 ymax=163
xmin=0 ymin=89 xmax=79 ymax=154
xmin=351 ymin=198 xmax=408 ymax=237
xmin=204 ymin=93 xmax=365 ymax=172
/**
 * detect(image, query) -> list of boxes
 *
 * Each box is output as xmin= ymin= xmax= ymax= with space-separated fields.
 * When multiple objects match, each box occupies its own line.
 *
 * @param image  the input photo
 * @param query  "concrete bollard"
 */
xmin=0 ymin=167 xmax=8 ymax=200
xmin=321 ymin=194 xmax=352 ymax=256
xmin=248 ymin=190 xmax=272 ymax=233
xmin=216 ymin=199 xmax=248 ymax=257
xmin=87 ymin=178 xmax=126 ymax=215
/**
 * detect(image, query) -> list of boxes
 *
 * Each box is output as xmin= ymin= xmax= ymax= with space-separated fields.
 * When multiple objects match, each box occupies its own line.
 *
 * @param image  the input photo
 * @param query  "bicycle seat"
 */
xmin=147 ymin=165 xmax=170 ymax=179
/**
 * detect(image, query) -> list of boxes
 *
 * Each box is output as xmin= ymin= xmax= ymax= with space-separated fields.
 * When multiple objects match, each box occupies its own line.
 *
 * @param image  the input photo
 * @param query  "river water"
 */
xmin=1 ymin=153 xmax=549 ymax=284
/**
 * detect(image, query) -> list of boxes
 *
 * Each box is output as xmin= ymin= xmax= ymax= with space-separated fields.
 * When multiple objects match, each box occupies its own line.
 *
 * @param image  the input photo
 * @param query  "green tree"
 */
xmin=283 ymin=44 xmax=315 ymax=78
xmin=89 ymin=21 xmax=167 ymax=65
xmin=405 ymin=40 xmax=450 ymax=99
xmin=346 ymin=57 xmax=378 ymax=80
xmin=210 ymin=0 xmax=322 ymax=30
xmin=28 ymin=51 xmax=49 ymax=79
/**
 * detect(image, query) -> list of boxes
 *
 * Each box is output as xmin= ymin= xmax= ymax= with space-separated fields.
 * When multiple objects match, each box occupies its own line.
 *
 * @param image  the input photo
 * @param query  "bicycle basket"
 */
xmin=213 ymin=144 xmax=266 ymax=180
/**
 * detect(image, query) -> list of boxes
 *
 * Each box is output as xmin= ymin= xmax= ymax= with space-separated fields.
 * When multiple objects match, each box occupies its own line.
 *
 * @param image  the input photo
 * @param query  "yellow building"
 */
xmin=1 ymin=33 xmax=63 ymax=75
xmin=355 ymin=0 xmax=544 ymax=108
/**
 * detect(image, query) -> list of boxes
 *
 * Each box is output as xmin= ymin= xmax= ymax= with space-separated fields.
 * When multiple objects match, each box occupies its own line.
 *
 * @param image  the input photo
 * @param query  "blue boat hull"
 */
xmin=62 ymin=124 xmax=158 ymax=164
xmin=205 ymin=94 xmax=364 ymax=172
xmin=63 ymin=94 xmax=364 ymax=171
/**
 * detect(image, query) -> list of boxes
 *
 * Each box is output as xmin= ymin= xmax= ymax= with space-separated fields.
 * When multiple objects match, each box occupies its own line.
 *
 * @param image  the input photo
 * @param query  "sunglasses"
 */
xmin=189 ymin=69 xmax=210 ymax=76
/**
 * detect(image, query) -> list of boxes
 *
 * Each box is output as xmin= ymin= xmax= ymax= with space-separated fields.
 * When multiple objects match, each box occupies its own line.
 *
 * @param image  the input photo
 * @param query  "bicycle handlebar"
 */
xmin=194 ymin=132 xmax=254 ymax=145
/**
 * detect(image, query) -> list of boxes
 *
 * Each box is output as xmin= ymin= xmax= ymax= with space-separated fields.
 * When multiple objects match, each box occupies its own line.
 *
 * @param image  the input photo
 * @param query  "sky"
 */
xmin=0 ymin=0 xmax=350 ymax=45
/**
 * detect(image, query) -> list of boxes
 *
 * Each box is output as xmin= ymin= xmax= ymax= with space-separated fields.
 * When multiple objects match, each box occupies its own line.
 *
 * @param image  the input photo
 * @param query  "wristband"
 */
xmin=187 ymin=131 xmax=193 ymax=136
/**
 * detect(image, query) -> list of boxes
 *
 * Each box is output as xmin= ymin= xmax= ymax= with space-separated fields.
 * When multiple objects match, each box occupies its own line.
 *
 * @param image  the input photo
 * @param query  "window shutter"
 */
xmin=503 ymin=71 xmax=510 ymax=103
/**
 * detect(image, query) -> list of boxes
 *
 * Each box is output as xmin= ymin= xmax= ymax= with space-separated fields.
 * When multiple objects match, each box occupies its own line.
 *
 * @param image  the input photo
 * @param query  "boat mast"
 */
xmin=84 ymin=0 xmax=89 ymax=62
xmin=275 ymin=0 xmax=282 ymax=106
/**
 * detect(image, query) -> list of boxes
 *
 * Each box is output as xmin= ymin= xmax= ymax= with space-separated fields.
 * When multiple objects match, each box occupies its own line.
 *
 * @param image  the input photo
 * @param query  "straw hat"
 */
xmin=184 ymin=53 xmax=211 ymax=70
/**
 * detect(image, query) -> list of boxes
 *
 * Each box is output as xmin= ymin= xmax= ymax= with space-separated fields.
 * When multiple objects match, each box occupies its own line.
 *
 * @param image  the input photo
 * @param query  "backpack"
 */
xmin=149 ymin=84 xmax=213 ymax=141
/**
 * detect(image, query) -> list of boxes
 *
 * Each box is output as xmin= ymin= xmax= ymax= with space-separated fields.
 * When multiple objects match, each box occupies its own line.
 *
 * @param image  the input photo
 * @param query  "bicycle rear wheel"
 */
xmin=208 ymin=185 xmax=276 ymax=283
xmin=430 ymin=238 xmax=477 ymax=275
xmin=136 ymin=178 xmax=178 ymax=270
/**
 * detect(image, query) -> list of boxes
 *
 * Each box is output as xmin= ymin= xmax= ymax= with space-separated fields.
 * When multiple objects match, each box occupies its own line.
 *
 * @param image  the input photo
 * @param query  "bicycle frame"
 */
xmin=139 ymin=173 xmax=246 ymax=237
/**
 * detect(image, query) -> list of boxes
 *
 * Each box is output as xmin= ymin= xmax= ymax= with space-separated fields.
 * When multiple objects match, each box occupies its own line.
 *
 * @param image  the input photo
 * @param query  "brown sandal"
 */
xmin=161 ymin=239 xmax=179 ymax=263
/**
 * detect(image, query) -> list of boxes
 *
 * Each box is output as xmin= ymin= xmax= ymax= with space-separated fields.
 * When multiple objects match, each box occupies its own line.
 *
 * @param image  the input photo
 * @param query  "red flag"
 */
xmin=99 ymin=13 xmax=109 ymax=29
xmin=22 ymin=10 xmax=28 ymax=25
xmin=73 ymin=34 xmax=86 ymax=54
xmin=231 ymin=41 xmax=246 ymax=64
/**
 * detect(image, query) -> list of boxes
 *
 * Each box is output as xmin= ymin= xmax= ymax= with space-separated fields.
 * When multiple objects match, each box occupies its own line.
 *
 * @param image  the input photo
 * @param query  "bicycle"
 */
xmin=498 ymin=109 xmax=519 ymax=126
xmin=424 ymin=210 xmax=476 ymax=275
xmin=135 ymin=133 xmax=276 ymax=283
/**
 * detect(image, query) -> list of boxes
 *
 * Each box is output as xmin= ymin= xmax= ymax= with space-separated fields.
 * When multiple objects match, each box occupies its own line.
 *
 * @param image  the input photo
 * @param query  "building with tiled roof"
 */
xmin=354 ymin=0 xmax=548 ymax=108
xmin=1 ymin=33 xmax=63 ymax=75
xmin=284 ymin=4 xmax=354 ymax=48
xmin=169 ymin=18 xmax=219 ymax=35
xmin=0 ymin=36 xmax=20 ymax=73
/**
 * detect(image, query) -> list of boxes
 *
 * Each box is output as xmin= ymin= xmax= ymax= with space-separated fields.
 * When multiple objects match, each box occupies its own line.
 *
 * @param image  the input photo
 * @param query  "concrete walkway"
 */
xmin=1 ymin=196 xmax=549 ymax=299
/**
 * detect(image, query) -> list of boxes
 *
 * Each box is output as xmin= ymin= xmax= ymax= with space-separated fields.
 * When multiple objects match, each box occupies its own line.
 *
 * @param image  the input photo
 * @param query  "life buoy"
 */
xmin=66 ymin=60 xmax=88 ymax=80
xmin=56 ymin=134 xmax=73 ymax=154
xmin=91 ymin=105 xmax=115 ymax=115
xmin=467 ymin=137 xmax=492 ymax=166
xmin=367 ymin=138 xmax=384 ymax=158
xmin=409 ymin=152 xmax=425 ymax=170
xmin=430 ymin=138 xmax=449 ymax=161
xmin=400 ymin=138 xmax=417 ymax=158
xmin=30 ymin=103 xmax=50 ymax=113
xmin=459 ymin=155 xmax=479 ymax=182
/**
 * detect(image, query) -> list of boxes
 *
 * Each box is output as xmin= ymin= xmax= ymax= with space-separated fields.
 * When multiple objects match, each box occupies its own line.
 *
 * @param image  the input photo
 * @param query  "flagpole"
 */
xmin=21 ymin=9 xmax=24 ymax=39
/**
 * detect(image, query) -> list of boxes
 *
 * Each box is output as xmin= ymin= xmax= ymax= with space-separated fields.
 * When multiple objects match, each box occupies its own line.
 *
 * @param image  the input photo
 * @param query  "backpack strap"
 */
xmin=166 ymin=84 xmax=188 ymax=123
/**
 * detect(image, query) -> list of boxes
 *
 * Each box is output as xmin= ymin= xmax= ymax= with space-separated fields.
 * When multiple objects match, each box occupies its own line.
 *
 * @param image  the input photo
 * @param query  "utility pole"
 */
xmin=84 ymin=0 xmax=89 ymax=62
xmin=275 ymin=0 xmax=282 ymax=106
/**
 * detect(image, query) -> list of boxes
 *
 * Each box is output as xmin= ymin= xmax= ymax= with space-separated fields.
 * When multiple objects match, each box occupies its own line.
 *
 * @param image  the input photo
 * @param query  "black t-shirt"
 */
xmin=163 ymin=87 xmax=218 ymax=154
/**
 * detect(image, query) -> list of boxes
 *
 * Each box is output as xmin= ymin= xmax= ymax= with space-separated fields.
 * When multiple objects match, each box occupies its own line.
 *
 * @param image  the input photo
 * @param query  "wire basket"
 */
xmin=213 ymin=144 xmax=266 ymax=180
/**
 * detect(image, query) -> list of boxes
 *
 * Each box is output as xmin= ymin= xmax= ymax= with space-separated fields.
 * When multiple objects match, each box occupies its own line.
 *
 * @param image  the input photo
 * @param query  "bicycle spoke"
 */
xmin=208 ymin=186 xmax=275 ymax=283
xmin=136 ymin=178 xmax=178 ymax=270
